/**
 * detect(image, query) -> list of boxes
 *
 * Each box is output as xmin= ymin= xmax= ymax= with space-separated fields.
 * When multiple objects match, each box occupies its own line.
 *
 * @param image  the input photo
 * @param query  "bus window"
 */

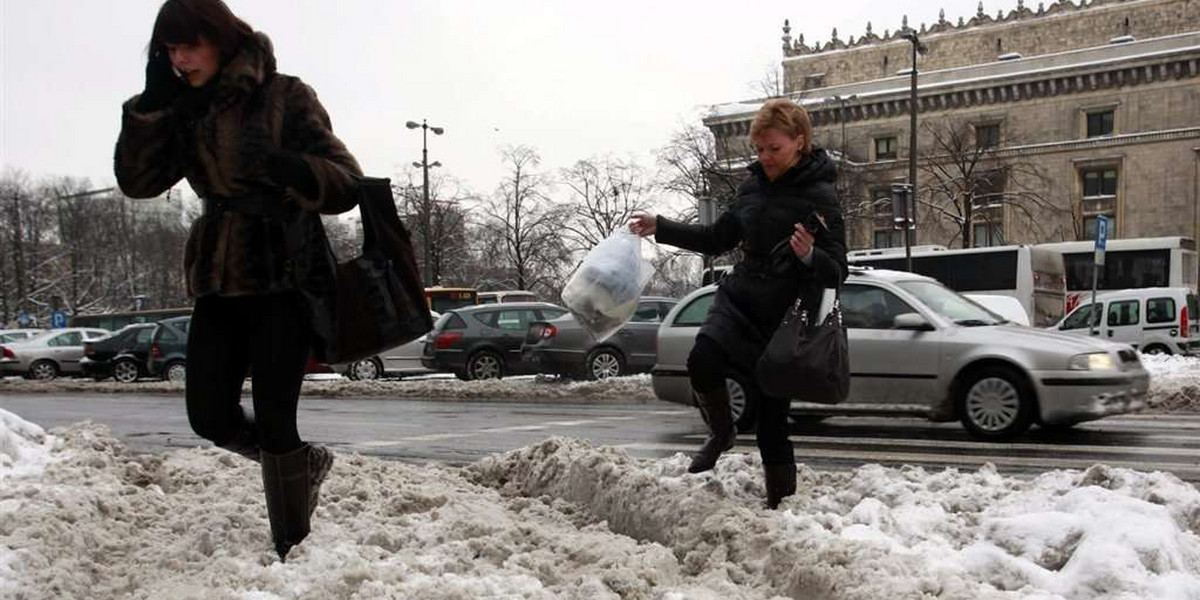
xmin=425 ymin=288 xmax=478 ymax=313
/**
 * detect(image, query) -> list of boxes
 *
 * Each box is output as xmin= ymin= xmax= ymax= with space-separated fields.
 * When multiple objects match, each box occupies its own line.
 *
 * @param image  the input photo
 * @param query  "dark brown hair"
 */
xmin=750 ymin=98 xmax=814 ymax=156
xmin=149 ymin=0 xmax=254 ymax=62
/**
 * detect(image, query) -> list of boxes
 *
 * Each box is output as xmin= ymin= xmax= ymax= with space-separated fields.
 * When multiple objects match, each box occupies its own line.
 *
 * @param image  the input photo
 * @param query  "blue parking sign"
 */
xmin=50 ymin=310 xmax=68 ymax=329
xmin=1094 ymin=216 xmax=1107 ymax=265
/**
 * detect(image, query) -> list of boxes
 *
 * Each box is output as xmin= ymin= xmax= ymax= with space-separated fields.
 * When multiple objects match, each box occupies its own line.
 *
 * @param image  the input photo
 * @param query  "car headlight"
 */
xmin=1068 ymin=352 xmax=1116 ymax=371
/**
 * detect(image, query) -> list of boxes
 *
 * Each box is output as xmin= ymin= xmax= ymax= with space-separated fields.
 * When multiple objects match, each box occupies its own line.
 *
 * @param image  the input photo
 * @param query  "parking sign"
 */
xmin=50 ymin=310 xmax=68 ymax=329
xmin=1094 ymin=216 xmax=1108 ymax=266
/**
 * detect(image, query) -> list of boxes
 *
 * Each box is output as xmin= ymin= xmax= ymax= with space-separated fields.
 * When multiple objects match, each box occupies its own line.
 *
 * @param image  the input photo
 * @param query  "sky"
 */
xmin=2 ymin=0 xmax=989 ymax=200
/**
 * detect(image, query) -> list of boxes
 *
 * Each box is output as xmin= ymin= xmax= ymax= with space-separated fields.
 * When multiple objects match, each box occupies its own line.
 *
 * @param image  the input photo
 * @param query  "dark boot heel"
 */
xmin=764 ymin=463 xmax=797 ymax=509
xmin=687 ymin=386 xmax=737 ymax=474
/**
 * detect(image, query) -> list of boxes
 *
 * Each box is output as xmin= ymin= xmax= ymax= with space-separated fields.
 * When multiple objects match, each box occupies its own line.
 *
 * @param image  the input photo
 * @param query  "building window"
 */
xmin=1086 ymin=110 xmax=1114 ymax=137
xmin=874 ymin=136 xmax=898 ymax=160
xmin=874 ymin=229 xmax=902 ymax=248
xmin=872 ymin=187 xmax=893 ymax=216
xmin=975 ymin=124 xmax=1001 ymax=149
xmin=1082 ymin=168 xmax=1118 ymax=197
xmin=972 ymin=222 xmax=1004 ymax=247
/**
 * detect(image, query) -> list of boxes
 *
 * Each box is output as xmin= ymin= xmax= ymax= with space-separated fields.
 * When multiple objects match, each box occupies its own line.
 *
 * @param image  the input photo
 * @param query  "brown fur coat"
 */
xmin=115 ymin=32 xmax=361 ymax=298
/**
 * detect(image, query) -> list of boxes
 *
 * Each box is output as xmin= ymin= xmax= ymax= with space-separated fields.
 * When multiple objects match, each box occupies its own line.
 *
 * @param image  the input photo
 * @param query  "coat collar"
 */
xmin=211 ymin=31 xmax=277 ymax=112
xmin=748 ymin=147 xmax=836 ymax=187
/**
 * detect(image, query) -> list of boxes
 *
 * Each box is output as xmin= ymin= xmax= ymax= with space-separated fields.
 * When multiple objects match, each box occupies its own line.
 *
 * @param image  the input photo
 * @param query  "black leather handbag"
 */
xmin=755 ymin=291 xmax=850 ymax=404
xmin=300 ymin=177 xmax=433 ymax=364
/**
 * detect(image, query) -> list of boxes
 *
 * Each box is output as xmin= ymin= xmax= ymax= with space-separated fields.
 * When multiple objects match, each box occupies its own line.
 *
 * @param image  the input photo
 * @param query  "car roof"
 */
xmin=1093 ymin=286 xmax=1195 ymax=299
xmin=452 ymin=302 xmax=564 ymax=313
xmin=846 ymin=266 xmax=938 ymax=284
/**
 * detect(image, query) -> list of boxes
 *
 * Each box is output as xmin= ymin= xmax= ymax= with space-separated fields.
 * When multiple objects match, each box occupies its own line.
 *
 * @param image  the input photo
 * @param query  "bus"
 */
xmin=1036 ymin=237 xmax=1199 ymax=313
xmin=424 ymin=287 xmax=478 ymax=313
xmin=847 ymin=244 xmax=1067 ymax=326
xmin=69 ymin=306 xmax=194 ymax=331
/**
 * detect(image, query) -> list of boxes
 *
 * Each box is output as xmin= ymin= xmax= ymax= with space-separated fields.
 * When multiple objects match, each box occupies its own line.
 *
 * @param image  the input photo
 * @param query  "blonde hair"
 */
xmin=749 ymin=99 xmax=813 ymax=156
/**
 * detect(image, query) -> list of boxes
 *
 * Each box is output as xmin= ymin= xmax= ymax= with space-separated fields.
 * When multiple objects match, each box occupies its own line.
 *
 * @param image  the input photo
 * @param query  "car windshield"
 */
xmin=895 ymin=280 xmax=1005 ymax=326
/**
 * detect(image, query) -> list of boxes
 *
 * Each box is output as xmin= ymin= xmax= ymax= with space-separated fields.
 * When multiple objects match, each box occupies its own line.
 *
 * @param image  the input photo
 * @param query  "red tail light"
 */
xmin=150 ymin=343 xmax=162 ymax=358
xmin=1 ymin=346 xmax=13 ymax=360
xmin=84 ymin=345 xmax=94 ymax=356
xmin=1182 ymin=306 xmax=1190 ymax=339
xmin=434 ymin=332 xmax=463 ymax=350
xmin=538 ymin=324 xmax=557 ymax=339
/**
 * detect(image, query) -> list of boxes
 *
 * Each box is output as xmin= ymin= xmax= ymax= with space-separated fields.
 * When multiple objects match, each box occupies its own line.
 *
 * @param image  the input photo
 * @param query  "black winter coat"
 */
xmin=655 ymin=148 xmax=848 ymax=375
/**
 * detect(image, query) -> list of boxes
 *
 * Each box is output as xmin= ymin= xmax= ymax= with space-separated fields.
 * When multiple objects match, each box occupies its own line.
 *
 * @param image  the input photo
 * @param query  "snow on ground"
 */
xmin=1140 ymin=354 xmax=1200 ymax=412
xmin=2 ymin=409 xmax=1198 ymax=600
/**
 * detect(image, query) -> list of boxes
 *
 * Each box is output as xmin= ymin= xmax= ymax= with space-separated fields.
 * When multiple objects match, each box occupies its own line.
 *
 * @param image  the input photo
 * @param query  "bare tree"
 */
xmin=556 ymin=156 xmax=652 ymax=252
xmin=918 ymin=118 xmax=1063 ymax=248
xmin=392 ymin=168 xmax=472 ymax=287
xmin=655 ymin=122 xmax=743 ymax=212
xmin=477 ymin=145 xmax=570 ymax=295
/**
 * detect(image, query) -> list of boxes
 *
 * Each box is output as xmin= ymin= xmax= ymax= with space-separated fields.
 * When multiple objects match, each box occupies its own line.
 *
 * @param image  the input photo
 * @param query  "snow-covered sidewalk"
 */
xmin=2 ymin=409 xmax=1197 ymax=599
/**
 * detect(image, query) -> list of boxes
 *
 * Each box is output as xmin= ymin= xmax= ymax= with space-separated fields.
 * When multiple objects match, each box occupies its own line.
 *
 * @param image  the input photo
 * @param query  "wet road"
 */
xmin=3 ymin=392 xmax=1198 ymax=482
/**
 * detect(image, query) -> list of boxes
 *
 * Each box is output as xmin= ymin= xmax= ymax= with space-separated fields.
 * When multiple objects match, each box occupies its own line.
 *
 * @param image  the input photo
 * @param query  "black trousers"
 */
xmin=185 ymin=293 xmax=311 ymax=454
xmin=687 ymin=334 xmax=795 ymax=467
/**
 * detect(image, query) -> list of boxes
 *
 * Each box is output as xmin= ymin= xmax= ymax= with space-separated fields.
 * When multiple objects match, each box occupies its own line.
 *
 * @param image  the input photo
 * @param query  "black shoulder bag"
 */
xmin=295 ymin=177 xmax=433 ymax=364
xmin=755 ymin=288 xmax=851 ymax=404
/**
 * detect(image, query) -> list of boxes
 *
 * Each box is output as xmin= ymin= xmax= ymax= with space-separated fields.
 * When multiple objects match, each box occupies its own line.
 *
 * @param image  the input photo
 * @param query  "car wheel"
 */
xmin=348 ymin=358 xmax=382 ymax=381
xmin=165 ymin=361 xmax=187 ymax=383
xmin=586 ymin=348 xmax=625 ymax=380
xmin=1142 ymin=344 xmax=1171 ymax=356
xmin=957 ymin=365 xmax=1035 ymax=440
xmin=27 ymin=360 xmax=59 ymax=381
xmin=112 ymin=359 xmax=140 ymax=384
xmin=466 ymin=351 xmax=504 ymax=381
xmin=725 ymin=371 xmax=758 ymax=434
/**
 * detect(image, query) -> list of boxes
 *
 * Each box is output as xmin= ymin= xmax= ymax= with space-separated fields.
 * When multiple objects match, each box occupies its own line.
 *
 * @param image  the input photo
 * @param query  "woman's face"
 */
xmin=753 ymin=128 xmax=804 ymax=181
xmin=165 ymin=36 xmax=220 ymax=88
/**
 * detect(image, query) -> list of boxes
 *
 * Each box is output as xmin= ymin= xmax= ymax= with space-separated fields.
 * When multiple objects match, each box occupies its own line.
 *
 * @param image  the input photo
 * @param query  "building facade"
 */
xmin=704 ymin=0 xmax=1200 ymax=250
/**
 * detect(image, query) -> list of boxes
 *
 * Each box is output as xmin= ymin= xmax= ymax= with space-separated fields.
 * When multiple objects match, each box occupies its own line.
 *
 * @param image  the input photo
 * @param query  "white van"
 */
xmin=1048 ymin=287 xmax=1200 ymax=355
xmin=478 ymin=290 xmax=538 ymax=305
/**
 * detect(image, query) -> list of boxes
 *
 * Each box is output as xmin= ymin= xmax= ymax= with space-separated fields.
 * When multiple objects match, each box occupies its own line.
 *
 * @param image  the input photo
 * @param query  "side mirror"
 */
xmin=893 ymin=312 xmax=934 ymax=331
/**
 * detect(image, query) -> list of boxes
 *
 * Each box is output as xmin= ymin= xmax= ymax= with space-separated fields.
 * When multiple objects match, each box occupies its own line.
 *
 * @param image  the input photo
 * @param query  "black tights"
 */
xmin=185 ymin=293 xmax=311 ymax=454
xmin=687 ymin=334 xmax=794 ymax=466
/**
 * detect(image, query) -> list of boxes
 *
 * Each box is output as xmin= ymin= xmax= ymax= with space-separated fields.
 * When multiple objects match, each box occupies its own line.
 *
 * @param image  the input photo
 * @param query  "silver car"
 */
xmin=652 ymin=268 xmax=1150 ymax=440
xmin=0 ymin=329 xmax=43 ymax=343
xmin=0 ymin=328 xmax=112 ymax=380
xmin=332 ymin=311 xmax=441 ymax=380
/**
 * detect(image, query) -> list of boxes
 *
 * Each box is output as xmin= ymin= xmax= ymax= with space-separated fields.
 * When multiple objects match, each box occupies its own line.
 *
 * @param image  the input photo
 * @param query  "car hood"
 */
xmin=959 ymin=324 xmax=1130 ymax=353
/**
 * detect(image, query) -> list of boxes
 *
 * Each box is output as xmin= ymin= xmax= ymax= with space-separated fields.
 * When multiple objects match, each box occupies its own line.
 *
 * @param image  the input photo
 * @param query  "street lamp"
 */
xmin=899 ymin=29 xmax=928 ymax=272
xmin=829 ymin=94 xmax=858 ymax=204
xmin=406 ymin=119 xmax=445 ymax=287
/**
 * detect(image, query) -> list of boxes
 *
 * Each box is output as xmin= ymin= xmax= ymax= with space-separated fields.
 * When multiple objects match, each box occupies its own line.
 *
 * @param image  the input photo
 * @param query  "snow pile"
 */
xmin=0 ymin=374 xmax=659 ymax=403
xmin=0 ymin=408 xmax=56 ymax=480
xmin=3 ymin=410 xmax=1198 ymax=600
xmin=1142 ymin=354 xmax=1200 ymax=412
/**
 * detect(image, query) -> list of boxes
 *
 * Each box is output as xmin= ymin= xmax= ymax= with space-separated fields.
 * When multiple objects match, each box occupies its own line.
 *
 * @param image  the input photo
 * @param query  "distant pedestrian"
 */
xmin=114 ymin=0 xmax=361 ymax=560
xmin=629 ymin=99 xmax=847 ymax=508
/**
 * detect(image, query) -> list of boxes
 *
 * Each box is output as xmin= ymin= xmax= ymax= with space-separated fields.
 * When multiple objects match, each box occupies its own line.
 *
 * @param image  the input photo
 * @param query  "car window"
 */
xmin=135 ymin=328 xmax=155 ymax=344
xmin=86 ymin=330 xmax=108 ymax=339
xmin=1061 ymin=303 xmax=1102 ymax=330
xmin=539 ymin=308 xmax=567 ymax=320
xmin=631 ymin=303 xmax=661 ymax=323
xmin=894 ymin=281 xmax=1002 ymax=325
xmin=472 ymin=312 xmax=496 ymax=327
xmin=842 ymin=284 xmax=917 ymax=329
xmin=660 ymin=302 xmax=678 ymax=319
xmin=1146 ymin=297 xmax=1176 ymax=324
xmin=49 ymin=332 xmax=83 ymax=347
xmin=1107 ymin=300 xmax=1140 ymax=327
xmin=673 ymin=293 xmax=714 ymax=326
xmin=495 ymin=310 xmax=535 ymax=331
xmin=157 ymin=326 xmax=180 ymax=343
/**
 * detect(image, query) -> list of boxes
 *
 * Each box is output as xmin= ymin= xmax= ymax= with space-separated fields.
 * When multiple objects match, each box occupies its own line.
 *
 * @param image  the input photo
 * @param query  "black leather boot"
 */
xmin=261 ymin=444 xmax=333 ymax=562
xmin=764 ymin=463 xmax=797 ymax=509
xmin=217 ymin=408 xmax=259 ymax=462
xmin=687 ymin=386 xmax=737 ymax=473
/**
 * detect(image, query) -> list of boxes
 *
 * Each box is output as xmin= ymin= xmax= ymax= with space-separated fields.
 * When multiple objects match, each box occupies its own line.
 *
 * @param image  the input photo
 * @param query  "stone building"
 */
xmin=703 ymin=0 xmax=1200 ymax=250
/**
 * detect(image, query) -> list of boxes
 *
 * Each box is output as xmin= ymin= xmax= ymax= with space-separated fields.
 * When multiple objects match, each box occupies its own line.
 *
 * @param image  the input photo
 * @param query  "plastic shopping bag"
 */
xmin=561 ymin=230 xmax=654 ymax=342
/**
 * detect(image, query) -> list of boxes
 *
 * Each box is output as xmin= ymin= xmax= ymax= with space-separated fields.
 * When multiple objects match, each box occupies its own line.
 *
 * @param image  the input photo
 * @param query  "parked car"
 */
xmin=422 ymin=302 xmax=569 ymax=380
xmin=332 ymin=311 xmax=441 ymax=380
xmin=478 ymin=290 xmax=538 ymax=305
xmin=0 ymin=329 xmax=43 ymax=343
xmin=653 ymin=267 xmax=1150 ymax=440
xmin=80 ymin=323 xmax=158 ymax=382
xmin=147 ymin=316 xmax=191 ymax=382
xmin=0 ymin=328 xmax=112 ymax=380
xmin=1048 ymin=287 xmax=1200 ymax=355
xmin=522 ymin=297 xmax=677 ymax=379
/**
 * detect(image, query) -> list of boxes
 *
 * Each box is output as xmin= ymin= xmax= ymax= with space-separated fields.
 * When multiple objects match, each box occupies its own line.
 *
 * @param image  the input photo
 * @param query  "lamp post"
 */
xmin=829 ymin=94 xmax=858 ymax=205
xmin=899 ymin=29 xmax=928 ymax=273
xmin=405 ymin=119 xmax=444 ymax=287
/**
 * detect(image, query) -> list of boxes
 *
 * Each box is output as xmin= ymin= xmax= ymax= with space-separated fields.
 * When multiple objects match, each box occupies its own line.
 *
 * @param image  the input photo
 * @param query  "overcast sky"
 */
xmin=2 ymin=0 xmax=988 ymax=200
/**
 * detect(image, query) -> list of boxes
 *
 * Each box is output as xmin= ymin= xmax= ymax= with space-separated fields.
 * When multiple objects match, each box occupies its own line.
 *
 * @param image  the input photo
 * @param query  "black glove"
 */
xmin=134 ymin=50 xmax=186 ymax=113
